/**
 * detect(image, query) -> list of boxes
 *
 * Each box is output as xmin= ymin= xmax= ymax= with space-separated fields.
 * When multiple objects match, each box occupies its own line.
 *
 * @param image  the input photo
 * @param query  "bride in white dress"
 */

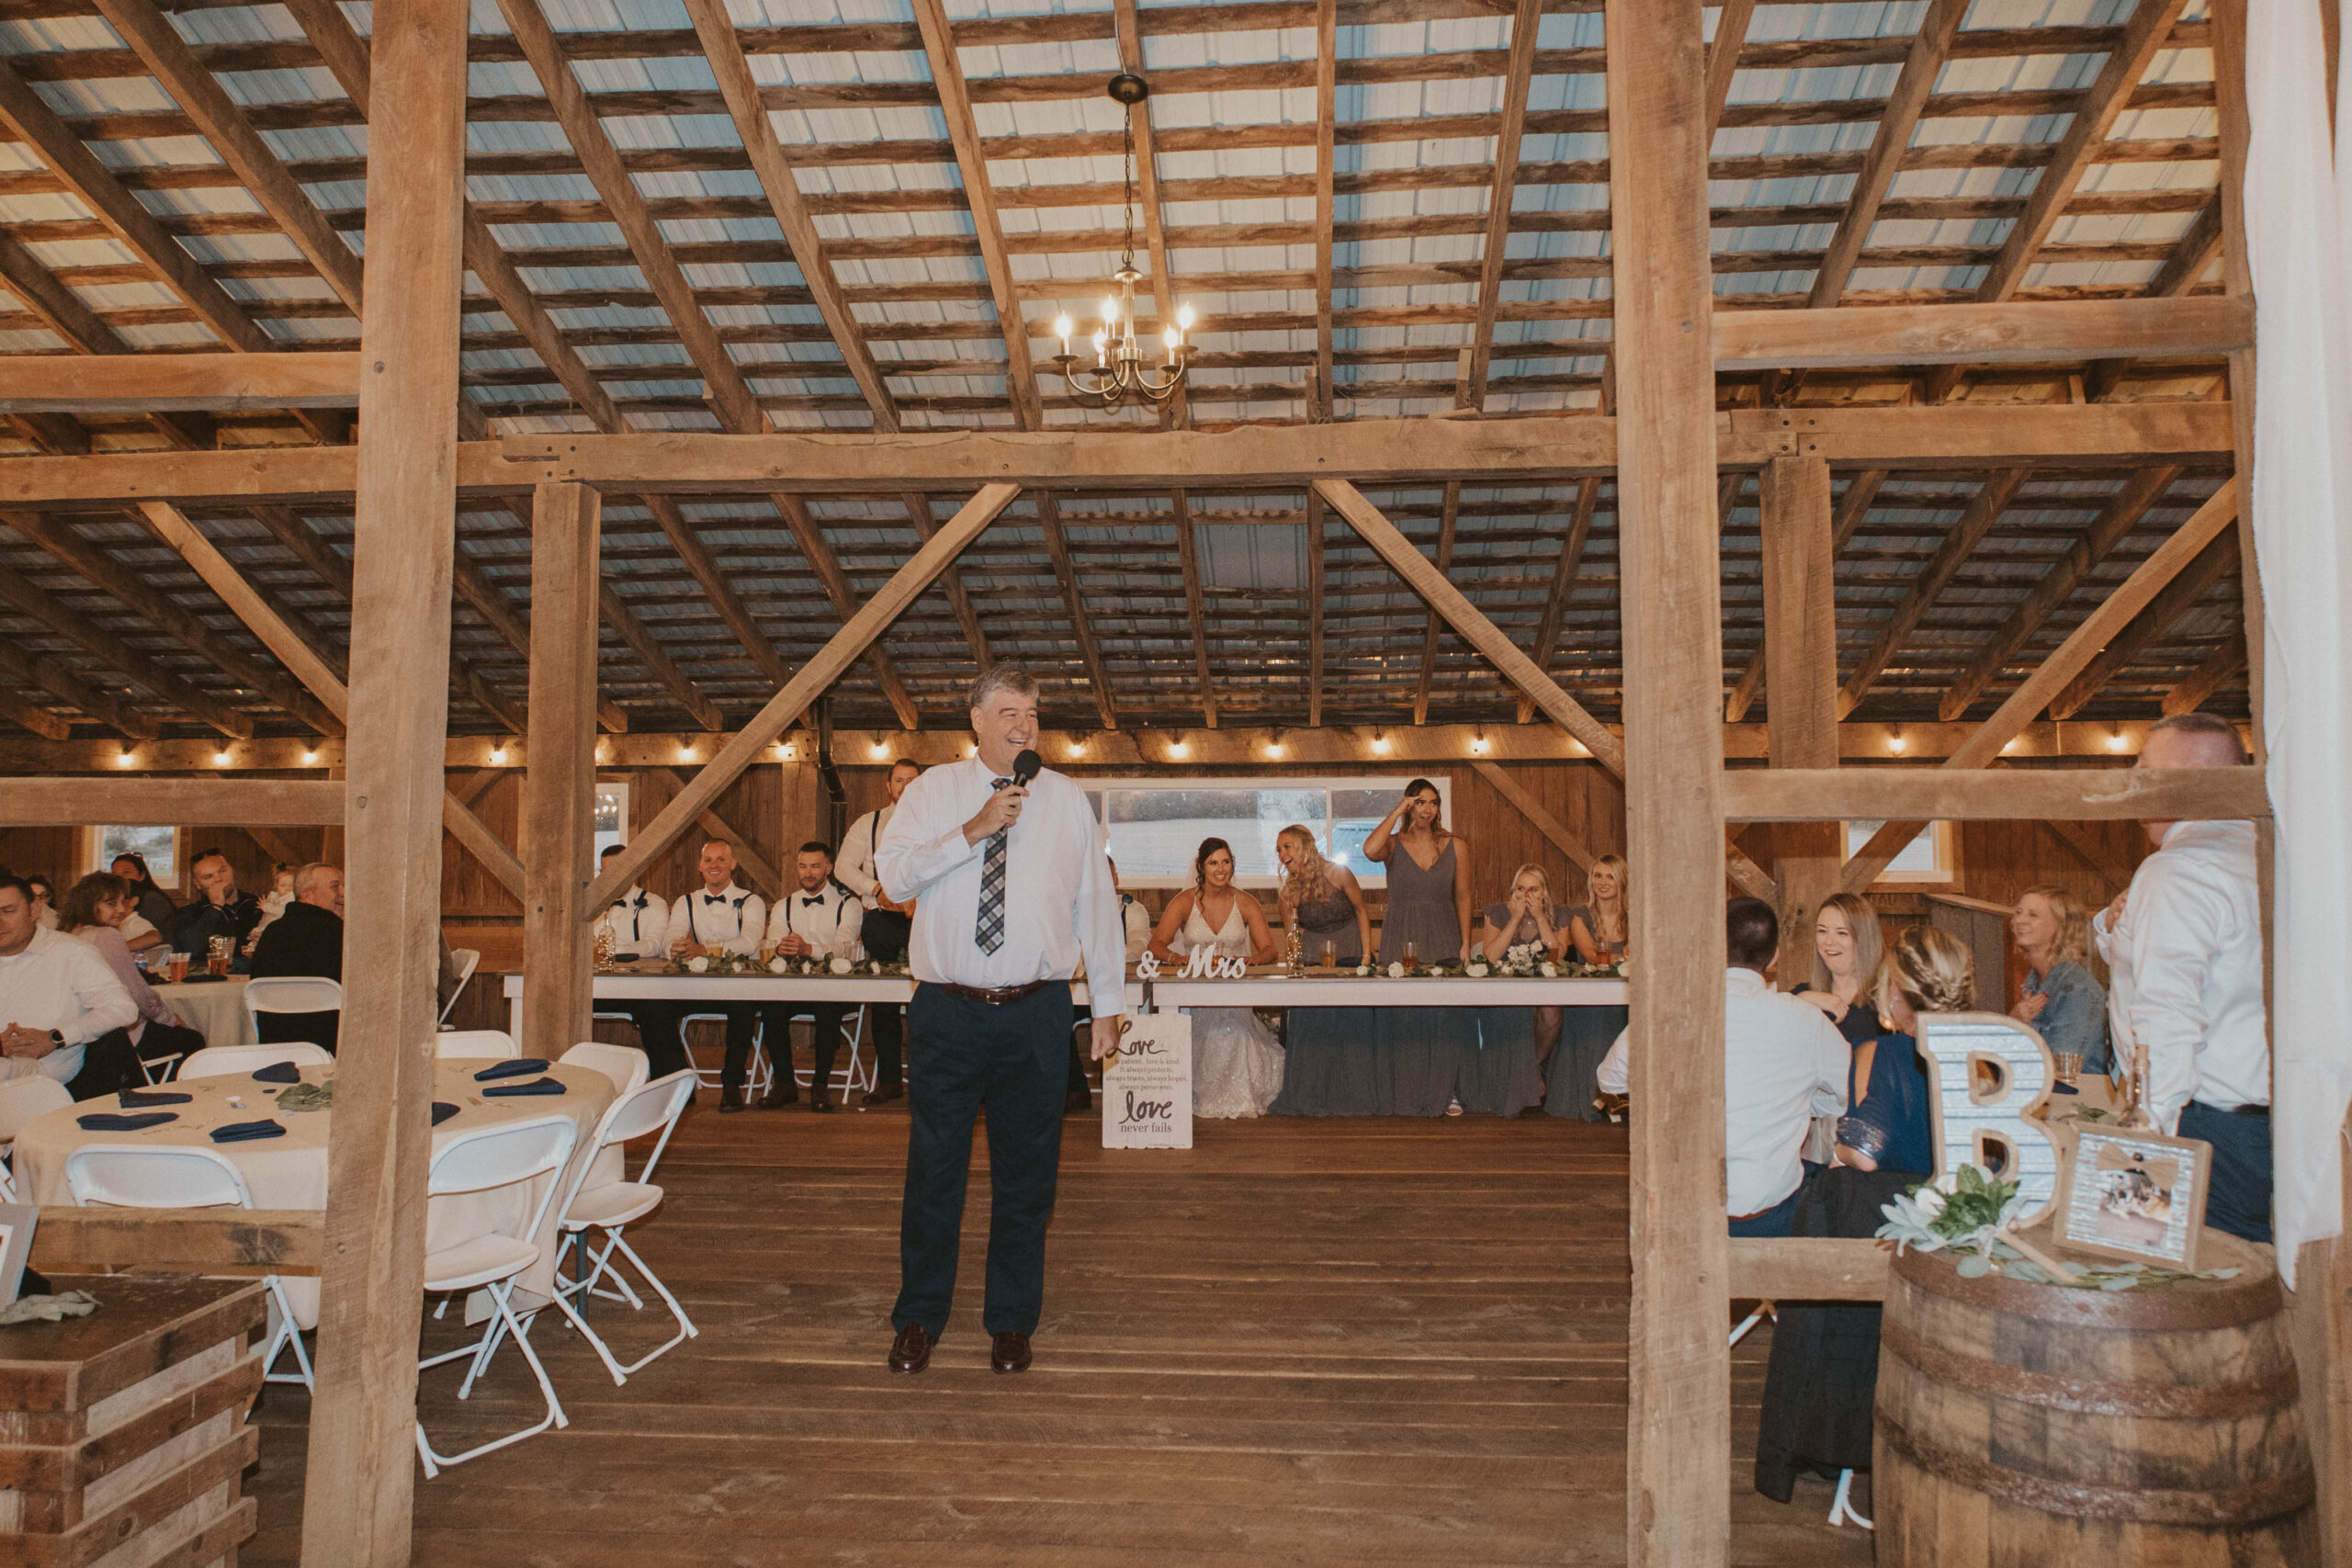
xmin=1145 ymin=838 xmax=1285 ymax=1119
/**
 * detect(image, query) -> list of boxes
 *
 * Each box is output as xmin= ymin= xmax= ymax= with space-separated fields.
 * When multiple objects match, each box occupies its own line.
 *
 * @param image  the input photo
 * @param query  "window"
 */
xmin=1844 ymin=820 xmax=1955 ymax=884
xmin=1083 ymin=776 xmax=1447 ymax=888
xmin=88 ymin=825 xmax=181 ymax=888
xmin=594 ymin=781 xmax=629 ymax=860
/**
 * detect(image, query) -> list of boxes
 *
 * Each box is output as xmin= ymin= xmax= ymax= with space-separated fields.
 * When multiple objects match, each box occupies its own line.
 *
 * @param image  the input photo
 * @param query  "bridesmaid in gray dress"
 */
xmin=1270 ymin=825 xmax=1378 ymax=1115
xmin=1547 ymin=853 xmax=1631 ymax=1120
xmin=1366 ymin=780 xmax=1479 ymax=1115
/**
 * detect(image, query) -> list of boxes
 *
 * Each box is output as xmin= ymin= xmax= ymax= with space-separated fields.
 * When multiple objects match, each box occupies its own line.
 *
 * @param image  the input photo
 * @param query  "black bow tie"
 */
xmin=703 ymin=893 xmax=729 ymax=906
xmin=802 ymin=896 xmax=824 ymax=908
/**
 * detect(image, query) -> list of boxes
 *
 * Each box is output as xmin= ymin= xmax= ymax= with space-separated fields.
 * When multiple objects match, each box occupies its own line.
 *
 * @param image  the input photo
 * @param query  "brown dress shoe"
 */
xmin=718 ymin=1086 xmax=749 ymax=1114
xmin=809 ymin=1090 xmax=835 ymax=1113
xmin=863 ymin=1082 xmax=904 ymax=1106
xmin=755 ymin=1082 xmax=794 ymax=1111
xmin=888 ymin=1323 xmax=933 ymax=1374
xmin=990 ymin=1332 xmax=1032 ymax=1374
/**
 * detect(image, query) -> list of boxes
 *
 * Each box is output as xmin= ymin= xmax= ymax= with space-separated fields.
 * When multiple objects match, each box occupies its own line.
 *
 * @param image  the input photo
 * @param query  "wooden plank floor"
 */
xmin=243 ymin=1102 xmax=1875 ymax=1565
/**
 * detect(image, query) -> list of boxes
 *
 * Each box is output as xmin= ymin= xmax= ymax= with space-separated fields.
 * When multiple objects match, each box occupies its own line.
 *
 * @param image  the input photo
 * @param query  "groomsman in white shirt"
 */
xmin=2093 ymin=712 xmax=2271 ymax=1243
xmin=667 ymin=838 xmax=769 ymax=1113
xmin=762 ymin=841 xmax=865 ymax=1113
xmin=593 ymin=844 xmax=686 ymax=1081
xmin=838 ymin=758 xmax=920 ymax=1103
xmin=875 ymin=667 xmax=1127 ymax=1377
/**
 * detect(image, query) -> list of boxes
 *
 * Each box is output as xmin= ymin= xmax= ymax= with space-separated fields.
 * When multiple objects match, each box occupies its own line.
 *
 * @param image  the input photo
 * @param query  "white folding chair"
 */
xmin=559 ymin=1042 xmax=649 ymax=1097
xmin=178 ymin=1043 xmax=333 ymax=1080
xmin=414 ymin=1113 xmax=578 ymax=1479
xmin=243 ymin=976 xmax=343 ymax=1043
xmin=435 ymin=1029 xmax=519 ymax=1060
xmin=134 ymin=1031 xmax=189 ymax=1086
xmin=0 ymin=1076 xmax=72 ymax=1203
xmin=551 ymin=1069 xmax=697 ymax=1383
xmin=679 ymin=1012 xmax=773 ymax=1099
xmin=64 ymin=1144 xmax=312 ymax=1390
xmin=437 ymin=949 xmax=481 ymax=1028
xmin=791 ymin=1008 xmax=873 ymax=1097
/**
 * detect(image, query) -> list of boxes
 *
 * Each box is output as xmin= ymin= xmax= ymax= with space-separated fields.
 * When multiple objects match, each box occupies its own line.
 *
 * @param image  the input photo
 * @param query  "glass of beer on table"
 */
xmin=167 ymin=950 xmax=189 ymax=983
xmin=207 ymin=935 xmax=232 ymax=976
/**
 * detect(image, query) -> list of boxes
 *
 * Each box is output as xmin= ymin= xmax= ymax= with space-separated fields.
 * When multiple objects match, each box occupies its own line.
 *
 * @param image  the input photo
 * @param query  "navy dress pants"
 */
xmin=894 ymin=981 xmax=1070 ymax=1337
xmin=2179 ymin=1099 xmax=2272 ymax=1245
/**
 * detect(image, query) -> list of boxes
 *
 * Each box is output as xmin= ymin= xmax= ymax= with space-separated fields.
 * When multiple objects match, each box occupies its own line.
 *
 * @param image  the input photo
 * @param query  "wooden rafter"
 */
xmin=1974 ymin=0 xmax=2194 ymax=302
xmin=1937 ymin=465 xmax=2178 ymax=721
xmin=2163 ymin=633 xmax=2246 ymax=715
xmin=1111 ymin=0 xmax=1188 ymax=429
xmin=1464 ymin=0 xmax=1544 ymax=408
xmin=1724 ymin=467 xmax=1882 ymax=722
xmin=2048 ymin=524 xmax=2240 ymax=719
xmin=599 ymin=582 xmax=727 ymax=734
xmin=1835 ymin=468 xmax=2030 ymax=716
xmin=1035 ymin=491 xmax=1117 ymax=729
xmin=1306 ymin=490 xmax=1326 ymax=728
xmin=1807 ymin=0 xmax=1967 ymax=306
xmin=1411 ymin=480 xmax=1463 ymax=724
xmin=9 ymin=414 xmax=87 ymax=457
xmin=775 ymin=493 xmax=923 ymax=731
xmin=1311 ymin=0 xmax=1338 ymax=423
xmin=1702 ymin=0 xmax=1757 ymax=141
xmin=442 ymin=537 xmax=627 ymax=734
xmin=0 ymin=559 xmax=250 ymax=737
xmin=1474 ymin=758 xmax=1597 ymax=872
xmin=1172 ymin=489 xmax=1219 ymax=728
xmin=0 ymin=636 xmax=154 ymax=739
xmin=902 ymin=493 xmax=993 ymax=670
xmin=1517 ymin=474 xmax=1600 ymax=724
xmin=644 ymin=496 xmax=790 ymax=693
xmin=910 ymin=0 xmax=1040 ymax=430
xmin=0 ymin=676 xmax=69 ymax=740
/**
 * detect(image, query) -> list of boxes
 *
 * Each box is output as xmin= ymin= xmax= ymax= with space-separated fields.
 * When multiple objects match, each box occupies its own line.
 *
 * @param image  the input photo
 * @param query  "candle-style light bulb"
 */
xmin=1176 ymin=301 xmax=1196 ymax=332
xmin=1163 ymin=323 xmax=1181 ymax=363
xmin=1053 ymin=313 xmax=1074 ymax=357
xmin=1102 ymin=296 xmax=1120 ymax=329
xmin=1092 ymin=330 xmax=1108 ymax=367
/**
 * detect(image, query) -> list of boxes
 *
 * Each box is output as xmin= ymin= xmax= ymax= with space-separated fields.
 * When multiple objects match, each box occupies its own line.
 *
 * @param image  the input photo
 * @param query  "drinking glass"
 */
xmin=167 ymin=951 xmax=189 ymax=983
xmin=1403 ymin=940 xmax=1419 ymax=966
xmin=208 ymin=935 xmax=233 ymax=976
xmin=2054 ymin=1051 xmax=2084 ymax=1087
xmin=1321 ymin=940 xmax=1337 ymax=970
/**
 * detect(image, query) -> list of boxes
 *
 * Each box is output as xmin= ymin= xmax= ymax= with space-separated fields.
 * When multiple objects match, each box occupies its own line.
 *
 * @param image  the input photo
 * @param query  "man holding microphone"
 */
xmin=876 ymin=667 xmax=1125 ymax=1375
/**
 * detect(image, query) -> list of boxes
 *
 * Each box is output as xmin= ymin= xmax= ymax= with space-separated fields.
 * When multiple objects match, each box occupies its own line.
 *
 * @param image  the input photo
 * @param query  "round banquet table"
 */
xmin=149 ymin=976 xmax=255 ymax=1051
xmin=13 ymin=1059 xmax=618 ymax=1329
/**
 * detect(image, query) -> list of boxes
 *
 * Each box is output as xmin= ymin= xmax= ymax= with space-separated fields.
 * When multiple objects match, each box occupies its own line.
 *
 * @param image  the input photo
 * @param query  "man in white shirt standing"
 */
xmin=876 ymin=667 xmax=1127 ymax=1377
xmin=0 ymin=875 xmax=141 ymax=1098
xmin=593 ymin=843 xmax=686 ymax=1081
xmin=667 ymin=838 xmax=769 ymax=1113
xmin=1599 ymin=897 xmax=1847 ymax=1236
xmin=762 ymin=841 xmax=865 ymax=1113
xmin=838 ymin=757 xmax=920 ymax=1103
xmin=2092 ymin=712 xmax=2271 ymax=1242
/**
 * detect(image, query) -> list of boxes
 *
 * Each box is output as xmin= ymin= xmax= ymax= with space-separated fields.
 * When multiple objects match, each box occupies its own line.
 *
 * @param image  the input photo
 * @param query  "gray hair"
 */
xmin=967 ymin=664 xmax=1040 ymax=712
xmin=295 ymin=862 xmax=339 ymax=897
xmin=2145 ymin=711 xmax=2246 ymax=763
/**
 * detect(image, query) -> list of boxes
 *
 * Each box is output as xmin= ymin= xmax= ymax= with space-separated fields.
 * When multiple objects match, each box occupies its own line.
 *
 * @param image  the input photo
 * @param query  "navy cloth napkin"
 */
xmin=210 ymin=1119 xmax=287 ymax=1144
xmin=431 ymin=1101 xmax=460 ymax=1126
xmin=77 ymin=1111 xmax=177 ymax=1132
xmin=251 ymin=1060 xmax=302 ymax=1084
xmin=2052 ymin=1080 xmax=2080 ymax=1095
xmin=474 ymin=1058 xmax=551 ymax=1082
xmin=177 ymin=973 xmax=227 ymax=985
xmin=481 ymin=1077 xmax=566 ymax=1098
xmin=118 ymin=1089 xmax=192 ymax=1108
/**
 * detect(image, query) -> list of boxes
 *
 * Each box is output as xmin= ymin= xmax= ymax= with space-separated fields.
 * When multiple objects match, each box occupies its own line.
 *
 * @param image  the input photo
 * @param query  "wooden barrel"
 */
xmin=1874 ymin=1228 xmax=2317 ymax=1566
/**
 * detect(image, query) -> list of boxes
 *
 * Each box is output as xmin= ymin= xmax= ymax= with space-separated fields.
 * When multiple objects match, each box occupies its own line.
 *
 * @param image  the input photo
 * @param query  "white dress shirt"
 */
xmin=667 ymin=882 xmax=767 ymax=958
xmin=0 ymin=926 xmax=139 ymax=1085
xmin=875 ymin=757 xmax=1126 ymax=1020
xmin=1597 ymin=966 xmax=1848 ymax=1217
xmin=766 ymin=882 xmax=865 ymax=958
xmin=2093 ymin=818 xmax=2268 ymax=1132
xmin=838 ymin=804 xmax=899 ymax=910
xmin=595 ymin=886 xmax=672 ymax=962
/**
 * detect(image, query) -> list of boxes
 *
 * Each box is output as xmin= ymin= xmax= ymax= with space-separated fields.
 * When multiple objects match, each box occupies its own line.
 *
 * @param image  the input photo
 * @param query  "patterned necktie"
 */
xmin=975 ymin=776 xmax=1012 ymax=954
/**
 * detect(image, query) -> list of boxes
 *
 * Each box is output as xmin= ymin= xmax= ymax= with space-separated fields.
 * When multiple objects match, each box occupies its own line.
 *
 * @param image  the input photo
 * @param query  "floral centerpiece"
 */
xmin=1877 ymin=1164 xmax=2239 ymax=1291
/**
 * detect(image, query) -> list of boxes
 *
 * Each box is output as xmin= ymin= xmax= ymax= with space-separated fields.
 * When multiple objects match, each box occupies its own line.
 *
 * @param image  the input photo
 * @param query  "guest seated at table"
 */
xmin=592 ymin=843 xmax=687 ymax=1081
xmin=1547 ymin=855 xmax=1633 ymax=1121
xmin=1595 ymin=898 xmax=1846 ymax=1235
xmin=1483 ymin=863 xmax=1571 ymax=1062
xmin=26 ymin=874 xmax=57 ymax=931
xmin=2009 ymin=884 xmax=2109 ymax=1077
xmin=1150 ymin=838 xmax=1284 ymax=1119
xmin=1276 ymin=825 xmax=1369 ymax=966
xmin=762 ymin=840 xmax=864 ymax=1114
xmin=666 ymin=838 xmax=768 ymax=1114
xmin=58 ymin=873 xmax=205 ymax=1076
xmin=167 ymin=849 xmax=262 ymax=964
xmin=255 ymin=863 xmax=297 ymax=935
xmin=1795 ymin=892 xmax=1885 ymax=1046
xmin=248 ymin=863 xmax=345 ymax=1053
xmin=0 ymin=875 xmax=142 ymax=1099
xmin=109 ymin=853 xmax=176 ymax=950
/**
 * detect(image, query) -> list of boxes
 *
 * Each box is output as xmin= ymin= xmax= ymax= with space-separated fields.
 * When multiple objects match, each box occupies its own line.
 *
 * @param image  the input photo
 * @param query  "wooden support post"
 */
xmin=1759 ymin=456 xmax=1839 ymax=984
xmin=298 ymin=0 xmax=467 ymax=1558
xmin=1607 ymin=1 xmax=1728 ymax=1562
xmin=1306 ymin=489 xmax=1326 ymax=727
xmin=521 ymin=481 xmax=599 ymax=1063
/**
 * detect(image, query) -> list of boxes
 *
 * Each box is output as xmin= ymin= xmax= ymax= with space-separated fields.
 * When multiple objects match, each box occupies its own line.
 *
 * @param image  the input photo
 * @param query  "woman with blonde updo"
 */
xmin=1834 ymin=927 xmax=1970 ymax=1174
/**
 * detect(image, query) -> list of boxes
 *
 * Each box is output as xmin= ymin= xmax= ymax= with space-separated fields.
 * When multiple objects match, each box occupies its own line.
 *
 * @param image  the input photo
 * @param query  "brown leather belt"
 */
xmin=929 ymin=979 xmax=1054 ymax=1007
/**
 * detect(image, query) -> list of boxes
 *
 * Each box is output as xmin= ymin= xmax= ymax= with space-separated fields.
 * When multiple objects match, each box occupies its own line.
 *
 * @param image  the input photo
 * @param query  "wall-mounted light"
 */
xmin=1886 ymin=730 xmax=1906 ymax=755
xmin=1068 ymin=738 xmax=1087 ymax=759
xmin=301 ymin=748 xmax=320 ymax=766
xmin=1265 ymin=735 xmax=1284 ymax=759
xmin=967 ymin=742 xmax=978 ymax=758
xmin=775 ymin=740 xmax=792 ymax=759
xmin=1168 ymin=735 xmax=1189 ymax=759
xmin=489 ymin=744 xmax=507 ymax=765
xmin=212 ymin=750 xmax=232 ymax=766
xmin=868 ymin=738 xmax=888 ymax=761
xmin=1370 ymin=728 xmax=1390 ymax=755
xmin=114 ymin=748 xmax=135 ymax=768
xmin=678 ymin=742 xmax=696 ymax=762
xmin=2107 ymin=729 xmax=2131 ymax=753
xmin=1470 ymin=729 xmax=1488 ymax=754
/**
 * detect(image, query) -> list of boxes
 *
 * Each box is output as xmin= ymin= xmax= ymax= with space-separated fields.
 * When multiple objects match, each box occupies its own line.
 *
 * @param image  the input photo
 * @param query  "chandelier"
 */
xmin=1049 ymin=72 xmax=1196 ymax=410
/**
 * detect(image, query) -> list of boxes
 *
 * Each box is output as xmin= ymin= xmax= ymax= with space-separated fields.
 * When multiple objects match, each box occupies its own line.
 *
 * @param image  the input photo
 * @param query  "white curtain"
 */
xmin=2245 ymin=0 xmax=2352 ymax=1286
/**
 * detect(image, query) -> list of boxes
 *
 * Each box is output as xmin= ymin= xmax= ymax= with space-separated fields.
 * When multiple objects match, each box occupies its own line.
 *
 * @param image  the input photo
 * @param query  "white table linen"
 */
xmin=153 ymin=976 xmax=255 ymax=1050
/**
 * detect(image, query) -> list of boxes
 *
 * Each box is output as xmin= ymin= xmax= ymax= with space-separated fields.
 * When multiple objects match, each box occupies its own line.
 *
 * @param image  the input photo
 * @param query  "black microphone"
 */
xmin=1012 ymin=748 xmax=1041 ymax=787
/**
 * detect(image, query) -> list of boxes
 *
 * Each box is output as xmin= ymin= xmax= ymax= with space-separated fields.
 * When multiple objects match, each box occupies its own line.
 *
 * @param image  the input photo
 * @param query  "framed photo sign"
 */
xmin=1101 ymin=1011 xmax=1193 ymax=1150
xmin=2055 ymin=1126 xmax=2211 ymax=1270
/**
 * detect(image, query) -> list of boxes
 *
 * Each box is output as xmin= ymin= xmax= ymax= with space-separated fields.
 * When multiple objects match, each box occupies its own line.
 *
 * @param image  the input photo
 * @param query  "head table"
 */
xmin=14 ymin=1056 xmax=617 ymax=1328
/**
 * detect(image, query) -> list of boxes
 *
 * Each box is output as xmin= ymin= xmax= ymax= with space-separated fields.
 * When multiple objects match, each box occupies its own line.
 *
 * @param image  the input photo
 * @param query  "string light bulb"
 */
xmin=1886 ymin=731 xmax=1906 ymax=755
xmin=1169 ymin=735 xmax=1190 ymax=759
xmin=678 ymin=742 xmax=696 ymax=761
xmin=489 ymin=744 xmax=507 ymax=765
xmin=2107 ymin=729 xmax=2131 ymax=752
xmin=213 ymin=750 xmax=231 ymax=766
xmin=1371 ymin=729 xmax=1391 ymax=754
xmin=115 ymin=748 xmax=135 ymax=767
xmin=301 ymin=748 xmax=319 ymax=766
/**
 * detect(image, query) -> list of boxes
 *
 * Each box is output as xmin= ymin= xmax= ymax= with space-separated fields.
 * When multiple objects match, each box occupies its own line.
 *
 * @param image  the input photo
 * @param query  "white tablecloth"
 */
xmin=153 ymin=976 xmax=254 ymax=1050
xmin=14 ymin=1059 xmax=618 ymax=1328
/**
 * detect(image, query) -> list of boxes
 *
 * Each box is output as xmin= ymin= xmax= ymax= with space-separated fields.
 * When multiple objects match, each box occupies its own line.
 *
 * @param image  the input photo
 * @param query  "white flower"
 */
xmin=1613 ymin=960 xmax=1629 ymax=977
xmin=1539 ymin=962 xmax=1557 ymax=978
xmin=767 ymin=956 xmax=788 ymax=975
xmin=1914 ymin=1188 xmax=1947 ymax=1221
xmin=830 ymin=955 xmax=853 ymax=975
xmin=1386 ymin=961 xmax=1405 ymax=978
xmin=1354 ymin=964 xmax=1370 ymax=976
xmin=869 ymin=961 xmax=883 ymax=975
xmin=686 ymin=956 xmax=710 ymax=975
xmin=1466 ymin=961 xmax=1489 ymax=977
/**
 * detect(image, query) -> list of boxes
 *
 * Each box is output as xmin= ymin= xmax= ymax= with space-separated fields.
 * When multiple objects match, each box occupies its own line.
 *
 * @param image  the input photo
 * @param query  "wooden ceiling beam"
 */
xmin=598 ymin=581 xmax=727 ymax=733
xmin=1172 ymin=488 xmax=1219 ymax=728
xmin=774 ymin=492 xmax=922 ymax=731
xmin=1937 ymin=464 xmax=2178 ymax=721
xmin=2085 ymin=199 xmax=2225 ymax=400
xmin=10 ymin=413 xmax=88 ymax=456
xmin=1716 ymin=296 xmax=2249 ymax=370
xmin=1035 ymin=490 xmax=1117 ymax=729
xmin=1311 ymin=0 xmax=1337 ymax=423
xmin=0 ymin=558 xmax=253 ymax=737
xmin=1702 ymin=0 xmax=1756 ymax=141
xmin=0 ymin=666 xmax=72 ymax=739
xmin=1306 ymin=489 xmax=1325 ymax=728
xmin=901 ymin=493 xmax=991 ymax=670
xmin=643 ymin=495 xmax=790 ymax=692
xmin=444 ymin=540 xmax=628 ymax=734
xmin=1111 ymin=0 xmax=1189 ymax=429
xmin=0 ymin=636 xmax=154 ymax=739
xmin=2047 ymin=525 xmax=2239 ymax=720
xmin=1411 ymin=479 xmax=1463 ymax=724
xmin=2162 ymin=632 xmax=2246 ymax=716
xmin=910 ymin=0 xmax=1041 ymax=430
xmin=1973 ymin=0 xmax=2193 ymax=302
xmin=0 ymin=353 xmax=358 ymax=413
xmin=1464 ymin=0 xmax=1544 ymax=409
xmin=1807 ymin=0 xmax=1966 ymax=307
xmin=1724 ymin=467 xmax=1881 ymax=723
xmin=1836 ymin=468 xmax=2030 ymax=717
xmin=1516 ymin=474 xmax=1600 ymax=725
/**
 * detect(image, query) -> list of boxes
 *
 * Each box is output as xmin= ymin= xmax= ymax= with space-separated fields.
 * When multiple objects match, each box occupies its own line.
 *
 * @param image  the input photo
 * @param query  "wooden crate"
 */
xmin=0 ymin=1275 xmax=265 ymax=1568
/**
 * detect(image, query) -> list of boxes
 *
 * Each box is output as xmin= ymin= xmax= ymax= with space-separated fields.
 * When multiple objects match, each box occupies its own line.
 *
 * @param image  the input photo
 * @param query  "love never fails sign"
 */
xmin=1102 ymin=1011 xmax=1193 ymax=1150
